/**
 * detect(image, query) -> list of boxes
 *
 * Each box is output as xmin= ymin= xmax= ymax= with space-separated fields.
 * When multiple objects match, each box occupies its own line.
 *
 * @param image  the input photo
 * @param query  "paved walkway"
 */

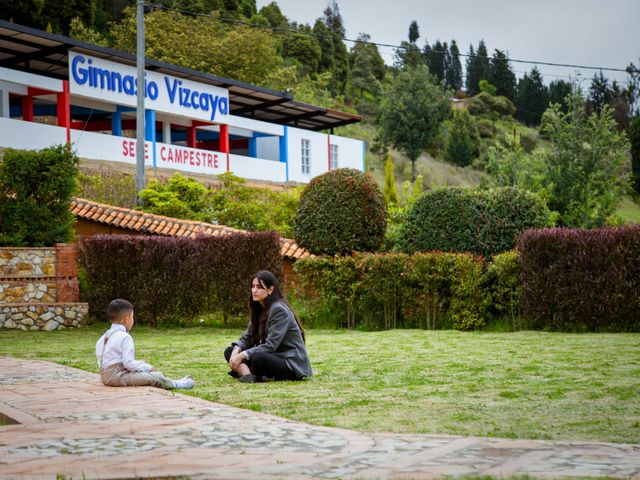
xmin=0 ymin=357 xmax=638 ymax=480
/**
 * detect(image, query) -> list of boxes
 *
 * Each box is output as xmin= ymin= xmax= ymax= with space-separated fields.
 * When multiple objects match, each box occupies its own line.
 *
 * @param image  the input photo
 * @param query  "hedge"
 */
xmin=518 ymin=226 xmax=640 ymax=331
xmin=399 ymin=187 xmax=552 ymax=257
xmin=294 ymin=168 xmax=386 ymax=255
xmin=294 ymin=252 xmax=488 ymax=331
xmin=79 ymin=232 xmax=282 ymax=325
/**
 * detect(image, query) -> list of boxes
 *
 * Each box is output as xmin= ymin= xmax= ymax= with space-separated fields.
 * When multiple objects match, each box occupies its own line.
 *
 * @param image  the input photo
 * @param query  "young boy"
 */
xmin=96 ymin=299 xmax=194 ymax=390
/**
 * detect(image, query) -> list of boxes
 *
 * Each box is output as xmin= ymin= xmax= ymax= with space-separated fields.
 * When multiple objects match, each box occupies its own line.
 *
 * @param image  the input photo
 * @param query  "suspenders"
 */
xmin=99 ymin=335 xmax=110 ymax=371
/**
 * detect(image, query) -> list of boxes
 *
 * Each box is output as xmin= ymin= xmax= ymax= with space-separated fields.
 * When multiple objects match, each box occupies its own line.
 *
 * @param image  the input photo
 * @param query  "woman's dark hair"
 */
xmin=249 ymin=270 xmax=305 ymax=346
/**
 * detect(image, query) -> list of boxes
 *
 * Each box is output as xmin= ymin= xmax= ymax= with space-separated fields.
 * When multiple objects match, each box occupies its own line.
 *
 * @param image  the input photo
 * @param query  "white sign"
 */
xmin=68 ymin=52 xmax=229 ymax=123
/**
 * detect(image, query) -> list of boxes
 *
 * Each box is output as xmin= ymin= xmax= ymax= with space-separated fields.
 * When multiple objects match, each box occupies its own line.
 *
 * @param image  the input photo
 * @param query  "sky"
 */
xmin=255 ymin=0 xmax=639 ymax=87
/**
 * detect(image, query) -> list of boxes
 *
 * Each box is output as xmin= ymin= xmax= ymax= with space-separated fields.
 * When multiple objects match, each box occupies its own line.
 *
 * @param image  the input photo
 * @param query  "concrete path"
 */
xmin=0 ymin=357 xmax=638 ymax=480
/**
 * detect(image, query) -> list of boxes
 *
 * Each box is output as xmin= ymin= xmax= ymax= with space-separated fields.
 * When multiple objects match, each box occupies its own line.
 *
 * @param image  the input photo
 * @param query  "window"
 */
xmin=301 ymin=139 xmax=310 ymax=175
xmin=330 ymin=144 xmax=339 ymax=170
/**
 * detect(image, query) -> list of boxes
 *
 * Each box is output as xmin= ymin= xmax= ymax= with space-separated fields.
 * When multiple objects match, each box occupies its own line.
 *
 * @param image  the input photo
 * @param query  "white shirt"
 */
xmin=95 ymin=324 xmax=152 ymax=372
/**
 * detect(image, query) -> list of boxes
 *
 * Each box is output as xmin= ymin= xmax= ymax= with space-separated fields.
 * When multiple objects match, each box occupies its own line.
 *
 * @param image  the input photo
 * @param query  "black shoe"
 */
xmin=227 ymin=370 xmax=239 ymax=378
xmin=239 ymin=374 xmax=257 ymax=383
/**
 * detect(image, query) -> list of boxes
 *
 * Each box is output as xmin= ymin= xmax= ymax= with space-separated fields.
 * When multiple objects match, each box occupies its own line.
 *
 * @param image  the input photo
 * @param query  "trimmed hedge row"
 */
xmin=79 ymin=232 xmax=282 ymax=325
xmin=518 ymin=226 xmax=640 ymax=331
xmin=398 ymin=187 xmax=552 ymax=257
xmin=294 ymin=252 xmax=490 ymax=331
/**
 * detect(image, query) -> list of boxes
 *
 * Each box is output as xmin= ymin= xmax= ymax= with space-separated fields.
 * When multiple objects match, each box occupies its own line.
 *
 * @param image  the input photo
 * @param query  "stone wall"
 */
xmin=0 ymin=244 xmax=88 ymax=331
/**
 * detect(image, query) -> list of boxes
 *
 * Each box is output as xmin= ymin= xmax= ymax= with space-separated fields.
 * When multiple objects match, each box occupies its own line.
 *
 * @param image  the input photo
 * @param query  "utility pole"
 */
xmin=135 ymin=0 xmax=146 ymax=203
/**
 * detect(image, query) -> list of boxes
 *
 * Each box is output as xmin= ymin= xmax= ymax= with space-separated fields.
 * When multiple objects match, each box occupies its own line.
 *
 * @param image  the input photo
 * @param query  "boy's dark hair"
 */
xmin=107 ymin=299 xmax=134 ymax=323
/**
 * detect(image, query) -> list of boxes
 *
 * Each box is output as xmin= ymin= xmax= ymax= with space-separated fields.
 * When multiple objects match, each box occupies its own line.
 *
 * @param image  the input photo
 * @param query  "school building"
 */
xmin=0 ymin=20 xmax=364 ymax=184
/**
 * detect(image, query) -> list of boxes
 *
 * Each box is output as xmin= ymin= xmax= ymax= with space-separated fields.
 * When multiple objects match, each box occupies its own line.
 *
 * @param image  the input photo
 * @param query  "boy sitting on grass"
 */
xmin=96 ymin=298 xmax=194 ymax=390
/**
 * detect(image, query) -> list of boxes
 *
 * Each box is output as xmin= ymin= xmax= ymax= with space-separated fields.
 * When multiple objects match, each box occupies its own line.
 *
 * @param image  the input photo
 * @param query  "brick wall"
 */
xmin=0 ymin=244 xmax=88 ymax=330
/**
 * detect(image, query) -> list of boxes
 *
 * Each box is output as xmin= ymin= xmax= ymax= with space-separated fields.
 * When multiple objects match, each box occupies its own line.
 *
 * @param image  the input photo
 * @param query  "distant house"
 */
xmin=71 ymin=197 xmax=311 ymax=291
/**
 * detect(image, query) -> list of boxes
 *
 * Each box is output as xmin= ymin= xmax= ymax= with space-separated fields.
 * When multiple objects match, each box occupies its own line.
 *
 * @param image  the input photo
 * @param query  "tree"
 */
xmin=465 ymin=40 xmax=491 ymax=96
xmin=318 ymin=0 xmax=349 ymax=95
xmin=258 ymin=1 xmax=288 ymax=27
xmin=377 ymin=65 xmax=451 ymax=182
xmin=630 ymin=116 xmax=640 ymax=194
xmin=408 ymin=20 xmax=420 ymax=44
xmin=548 ymin=80 xmax=573 ymax=112
xmin=444 ymin=109 xmax=480 ymax=167
xmin=426 ymin=40 xmax=446 ymax=83
xmin=384 ymin=152 xmax=399 ymax=205
xmin=489 ymin=49 xmax=516 ymax=101
xmin=588 ymin=70 xmax=611 ymax=114
xmin=349 ymin=33 xmax=385 ymax=99
xmin=447 ymin=40 xmax=463 ymax=91
xmin=395 ymin=21 xmax=423 ymax=69
xmin=541 ymin=93 xmax=630 ymax=227
xmin=515 ymin=67 xmax=549 ymax=126
xmin=111 ymin=8 xmax=281 ymax=87
xmin=0 ymin=145 xmax=79 ymax=246
xmin=281 ymin=24 xmax=322 ymax=74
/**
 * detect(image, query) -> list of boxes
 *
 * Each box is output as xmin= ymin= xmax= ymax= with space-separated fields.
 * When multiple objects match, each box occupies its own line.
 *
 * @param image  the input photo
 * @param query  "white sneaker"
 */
xmin=173 ymin=376 xmax=195 ymax=389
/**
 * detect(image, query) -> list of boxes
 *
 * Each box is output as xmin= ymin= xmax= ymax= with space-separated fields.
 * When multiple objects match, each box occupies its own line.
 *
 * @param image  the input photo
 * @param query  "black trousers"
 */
xmin=224 ymin=346 xmax=297 ymax=381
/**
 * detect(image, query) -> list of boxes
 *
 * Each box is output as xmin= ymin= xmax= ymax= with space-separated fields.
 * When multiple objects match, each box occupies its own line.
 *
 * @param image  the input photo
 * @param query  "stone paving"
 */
xmin=0 ymin=356 xmax=639 ymax=479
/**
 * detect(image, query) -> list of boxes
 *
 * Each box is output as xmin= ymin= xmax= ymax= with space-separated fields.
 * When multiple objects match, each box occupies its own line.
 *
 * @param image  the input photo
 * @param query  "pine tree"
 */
xmin=447 ymin=40 xmax=463 ymax=91
xmin=549 ymin=80 xmax=573 ymax=112
xmin=408 ymin=20 xmax=420 ymax=44
xmin=589 ymin=70 xmax=612 ymax=114
xmin=515 ymin=67 xmax=549 ymax=126
xmin=489 ymin=49 xmax=516 ymax=101
xmin=384 ymin=152 xmax=399 ymax=205
xmin=465 ymin=40 xmax=491 ymax=95
xmin=427 ymin=40 xmax=445 ymax=83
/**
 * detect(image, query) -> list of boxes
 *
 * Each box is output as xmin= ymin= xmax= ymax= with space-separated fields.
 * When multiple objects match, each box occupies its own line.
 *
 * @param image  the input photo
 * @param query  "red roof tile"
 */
xmin=70 ymin=197 xmax=311 ymax=260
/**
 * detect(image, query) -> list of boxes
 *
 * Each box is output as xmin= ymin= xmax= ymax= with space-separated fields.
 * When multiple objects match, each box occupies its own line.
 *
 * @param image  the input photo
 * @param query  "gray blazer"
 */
xmin=234 ymin=301 xmax=312 ymax=379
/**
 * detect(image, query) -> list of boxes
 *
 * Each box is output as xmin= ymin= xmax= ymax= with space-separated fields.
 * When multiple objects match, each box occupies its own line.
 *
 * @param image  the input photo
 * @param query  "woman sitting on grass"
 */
xmin=225 ymin=270 xmax=312 ymax=383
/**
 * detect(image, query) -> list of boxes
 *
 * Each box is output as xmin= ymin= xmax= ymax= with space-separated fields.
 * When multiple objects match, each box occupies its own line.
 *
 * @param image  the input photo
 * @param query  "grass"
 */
xmin=615 ymin=195 xmax=640 ymax=224
xmin=1 ymin=326 xmax=638 ymax=444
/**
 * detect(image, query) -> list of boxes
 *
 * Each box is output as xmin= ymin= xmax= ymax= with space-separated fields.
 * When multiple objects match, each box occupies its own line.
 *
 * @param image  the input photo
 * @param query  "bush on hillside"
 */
xmin=79 ymin=231 xmax=282 ymax=325
xmin=398 ymin=187 xmax=552 ymax=257
xmin=444 ymin=109 xmax=480 ymax=167
xmin=467 ymin=92 xmax=516 ymax=119
xmin=0 ymin=145 xmax=78 ymax=246
xmin=294 ymin=168 xmax=386 ymax=255
xmin=518 ymin=226 xmax=640 ymax=332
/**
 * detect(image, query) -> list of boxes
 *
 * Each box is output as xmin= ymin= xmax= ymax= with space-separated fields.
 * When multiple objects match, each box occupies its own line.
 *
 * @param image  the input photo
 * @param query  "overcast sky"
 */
xmin=255 ymin=0 xmax=639 ymax=86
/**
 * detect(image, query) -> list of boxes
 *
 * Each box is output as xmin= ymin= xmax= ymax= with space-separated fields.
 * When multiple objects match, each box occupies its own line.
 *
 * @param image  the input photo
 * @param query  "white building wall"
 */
xmin=0 ymin=118 xmax=66 ymax=150
xmin=286 ymin=127 xmax=329 ymax=183
xmin=229 ymin=154 xmax=285 ymax=183
xmin=328 ymin=135 xmax=365 ymax=171
xmin=256 ymin=136 xmax=279 ymax=162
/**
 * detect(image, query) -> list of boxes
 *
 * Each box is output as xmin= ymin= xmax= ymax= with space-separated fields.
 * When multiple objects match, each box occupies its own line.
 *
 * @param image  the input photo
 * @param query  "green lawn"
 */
xmin=1 ymin=326 xmax=638 ymax=444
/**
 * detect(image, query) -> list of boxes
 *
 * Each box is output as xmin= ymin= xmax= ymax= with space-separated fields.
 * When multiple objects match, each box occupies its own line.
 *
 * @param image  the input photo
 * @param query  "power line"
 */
xmin=147 ymin=2 xmax=636 ymax=75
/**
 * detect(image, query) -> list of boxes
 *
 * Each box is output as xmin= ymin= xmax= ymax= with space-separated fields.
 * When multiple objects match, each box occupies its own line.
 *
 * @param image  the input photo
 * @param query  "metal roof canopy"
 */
xmin=0 ymin=20 xmax=360 ymax=132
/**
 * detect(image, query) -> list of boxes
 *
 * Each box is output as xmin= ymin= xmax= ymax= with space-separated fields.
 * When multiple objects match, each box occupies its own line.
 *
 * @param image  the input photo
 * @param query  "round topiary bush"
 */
xmin=294 ymin=168 xmax=387 ymax=256
xmin=398 ymin=186 xmax=552 ymax=257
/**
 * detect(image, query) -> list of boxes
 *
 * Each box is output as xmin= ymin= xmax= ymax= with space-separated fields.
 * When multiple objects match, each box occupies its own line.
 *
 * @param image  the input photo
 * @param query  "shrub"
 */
xmin=519 ymin=131 xmax=538 ymax=153
xmin=294 ymin=251 xmax=488 ymax=331
xmin=79 ymin=231 xmax=282 ymax=325
xmin=78 ymin=168 xmax=137 ymax=208
xmin=467 ymin=92 xmax=516 ymax=118
xmin=476 ymin=118 xmax=496 ymax=139
xmin=518 ymin=226 xmax=640 ymax=331
xmin=294 ymin=168 xmax=386 ymax=255
xmin=444 ymin=109 xmax=480 ymax=167
xmin=399 ymin=187 xmax=552 ymax=257
xmin=484 ymin=250 xmax=521 ymax=330
xmin=404 ymin=252 xmax=487 ymax=330
xmin=139 ymin=173 xmax=213 ymax=222
xmin=0 ymin=145 xmax=78 ymax=246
